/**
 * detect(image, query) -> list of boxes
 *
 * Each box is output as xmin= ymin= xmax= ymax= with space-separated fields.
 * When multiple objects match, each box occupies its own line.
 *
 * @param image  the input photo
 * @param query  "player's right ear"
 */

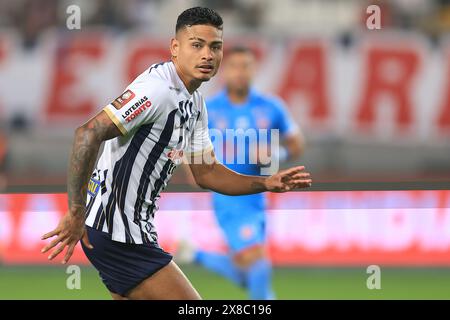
xmin=170 ymin=38 xmax=179 ymax=58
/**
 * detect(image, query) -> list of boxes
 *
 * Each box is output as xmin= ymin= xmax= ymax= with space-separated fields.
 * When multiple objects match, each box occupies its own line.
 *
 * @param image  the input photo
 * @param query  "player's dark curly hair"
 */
xmin=176 ymin=7 xmax=223 ymax=33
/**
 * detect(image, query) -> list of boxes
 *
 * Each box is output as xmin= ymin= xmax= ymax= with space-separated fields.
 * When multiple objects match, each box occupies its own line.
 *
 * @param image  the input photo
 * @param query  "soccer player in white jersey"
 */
xmin=41 ymin=7 xmax=312 ymax=300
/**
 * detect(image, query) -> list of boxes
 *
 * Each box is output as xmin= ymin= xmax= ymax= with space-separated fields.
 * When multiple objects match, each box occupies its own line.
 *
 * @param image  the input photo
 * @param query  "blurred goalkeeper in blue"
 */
xmin=190 ymin=46 xmax=304 ymax=299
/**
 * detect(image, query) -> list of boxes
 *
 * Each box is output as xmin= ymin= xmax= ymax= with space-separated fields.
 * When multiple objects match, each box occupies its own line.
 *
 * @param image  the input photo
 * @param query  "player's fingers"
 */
xmin=48 ymin=239 xmax=68 ymax=261
xmin=279 ymin=185 xmax=291 ymax=192
xmin=295 ymin=178 xmax=312 ymax=184
xmin=62 ymin=243 xmax=76 ymax=264
xmin=291 ymin=179 xmax=313 ymax=189
xmin=41 ymin=228 xmax=60 ymax=240
xmin=280 ymin=166 xmax=305 ymax=177
xmin=272 ymin=182 xmax=291 ymax=192
xmin=41 ymin=233 xmax=66 ymax=254
xmin=288 ymin=172 xmax=311 ymax=180
xmin=291 ymin=178 xmax=312 ymax=184
xmin=282 ymin=174 xmax=311 ymax=186
xmin=81 ymin=230 xmax=94 ymax=250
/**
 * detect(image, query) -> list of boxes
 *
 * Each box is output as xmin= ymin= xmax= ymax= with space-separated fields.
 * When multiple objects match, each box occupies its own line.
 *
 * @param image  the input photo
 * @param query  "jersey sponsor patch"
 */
xmin=87 ymin=177 xmax=101 ymax=197
xmin=112 ymin=90 xmax=136 ymax=109
xmin=121 ymin=96 xmax=152 ymax=123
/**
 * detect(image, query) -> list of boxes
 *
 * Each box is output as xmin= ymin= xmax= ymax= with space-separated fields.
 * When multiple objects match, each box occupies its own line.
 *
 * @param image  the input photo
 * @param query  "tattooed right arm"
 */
xmin=67 ymin=110 xmax=122 ymax=216
xmin=41 ymin=110 xmax=122 ymax=264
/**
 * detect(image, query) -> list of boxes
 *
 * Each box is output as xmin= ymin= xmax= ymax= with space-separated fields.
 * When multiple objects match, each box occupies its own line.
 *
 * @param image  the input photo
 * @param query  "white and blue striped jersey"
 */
xmin=84 ymin=61 xmax=213 ymax=244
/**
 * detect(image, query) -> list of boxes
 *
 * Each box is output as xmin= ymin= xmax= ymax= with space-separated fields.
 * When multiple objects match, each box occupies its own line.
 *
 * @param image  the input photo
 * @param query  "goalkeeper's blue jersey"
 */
xmin=206 ymin=88 xmax=298 ymax=217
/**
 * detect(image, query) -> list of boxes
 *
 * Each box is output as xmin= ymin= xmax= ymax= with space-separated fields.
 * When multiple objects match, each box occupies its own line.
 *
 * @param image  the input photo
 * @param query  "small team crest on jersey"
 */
xmin=87 ymin=177 xmax=101 ymax=197
xmin=112 ymin=89 xmax=136 ymax=109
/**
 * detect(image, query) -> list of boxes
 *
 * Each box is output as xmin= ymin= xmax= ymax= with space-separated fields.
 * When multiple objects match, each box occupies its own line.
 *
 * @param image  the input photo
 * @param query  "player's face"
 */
xmin=223 ymin=52 xmax=255 ymax=93
xmin=171 ymin=25 xmax=223 ymax=84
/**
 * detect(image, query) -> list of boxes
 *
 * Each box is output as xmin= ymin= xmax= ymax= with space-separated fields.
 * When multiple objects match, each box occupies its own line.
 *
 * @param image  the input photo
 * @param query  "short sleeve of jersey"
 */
xmin=272 ymin=97 xmax=299 ymax=137
xmin=185 ymin=99 xmax=213 ymax=155
xmin=103 ymin=78 xmax=167 ymax=135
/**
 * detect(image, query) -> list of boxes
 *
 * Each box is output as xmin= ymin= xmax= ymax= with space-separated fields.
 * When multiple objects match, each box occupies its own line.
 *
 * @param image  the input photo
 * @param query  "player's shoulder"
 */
xmin=131 ymin=73 xmax=168 ymax=89
xmin=127 ymin=68 xmax=174 ymax=102
xmin=132 ymin=64 xmax=171 ymax=88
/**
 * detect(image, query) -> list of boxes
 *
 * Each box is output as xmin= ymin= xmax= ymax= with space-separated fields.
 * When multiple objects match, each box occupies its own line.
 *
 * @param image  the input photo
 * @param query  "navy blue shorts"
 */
xmin=81 ymin=226 xmax=172 ymax=296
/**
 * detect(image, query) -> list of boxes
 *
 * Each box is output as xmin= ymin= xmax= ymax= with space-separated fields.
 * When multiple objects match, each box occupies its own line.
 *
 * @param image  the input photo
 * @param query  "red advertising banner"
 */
xmin=1 ymin=191 xmax=450 ymax=266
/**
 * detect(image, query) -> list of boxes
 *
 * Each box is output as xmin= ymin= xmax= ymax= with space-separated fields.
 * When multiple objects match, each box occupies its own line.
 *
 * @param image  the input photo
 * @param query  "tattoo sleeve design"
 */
xmin=67 ymin=114 xmax=119 ymax=215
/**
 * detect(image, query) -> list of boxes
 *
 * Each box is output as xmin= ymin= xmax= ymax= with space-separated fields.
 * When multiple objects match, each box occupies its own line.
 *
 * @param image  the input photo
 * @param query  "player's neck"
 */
xmin=172 ymin=59 xmax=201 ymax=94
xmin=227 ymin=88 xmax=249 ymax=105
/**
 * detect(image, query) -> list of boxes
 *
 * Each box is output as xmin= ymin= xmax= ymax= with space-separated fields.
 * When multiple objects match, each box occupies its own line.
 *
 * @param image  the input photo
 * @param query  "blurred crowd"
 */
xmin=0 ymin=0 xmax=450 ymax=50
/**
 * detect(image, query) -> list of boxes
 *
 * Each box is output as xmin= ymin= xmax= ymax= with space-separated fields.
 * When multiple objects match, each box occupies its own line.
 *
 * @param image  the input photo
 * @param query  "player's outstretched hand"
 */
xmin=265 ymin=165 xmax=312 ymax=192
xmin=41 ymin=211 xmax=93 ymax=264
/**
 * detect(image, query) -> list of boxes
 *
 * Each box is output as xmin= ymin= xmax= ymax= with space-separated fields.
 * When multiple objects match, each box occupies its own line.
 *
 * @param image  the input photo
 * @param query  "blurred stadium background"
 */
xmin=1 ymin=0 xmax=450 ymax=299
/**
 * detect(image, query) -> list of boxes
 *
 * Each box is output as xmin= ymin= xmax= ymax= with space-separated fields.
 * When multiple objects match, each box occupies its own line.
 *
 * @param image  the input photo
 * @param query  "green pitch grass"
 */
xmin=1 ymin=265 xmax=449 ymax=300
